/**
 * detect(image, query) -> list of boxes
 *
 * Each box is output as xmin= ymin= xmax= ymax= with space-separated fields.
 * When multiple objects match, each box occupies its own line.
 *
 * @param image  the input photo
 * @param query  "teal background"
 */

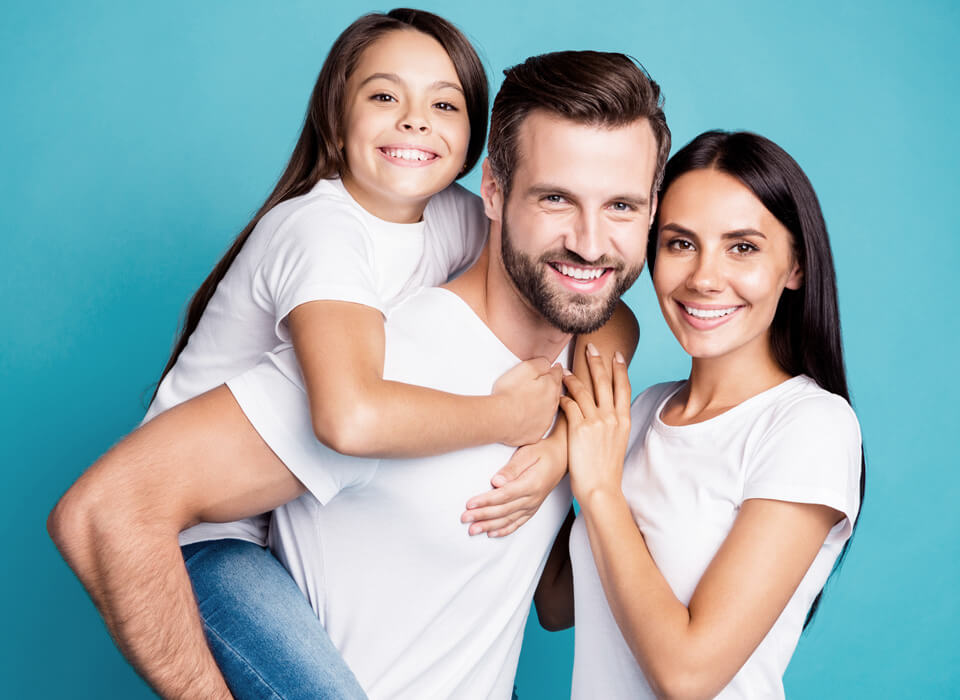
xmin=4 ymin=0 xmax=957 ymax=697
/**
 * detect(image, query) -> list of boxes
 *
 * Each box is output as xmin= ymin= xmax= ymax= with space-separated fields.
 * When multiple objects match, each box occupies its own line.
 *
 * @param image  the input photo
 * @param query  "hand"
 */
xmin=559 ymin=345 xmax=631 ymax=504
xmin=492 ymin=357 xmax=563 ymax=447
xmin=460 ymin=436 xmax=566 ymax=538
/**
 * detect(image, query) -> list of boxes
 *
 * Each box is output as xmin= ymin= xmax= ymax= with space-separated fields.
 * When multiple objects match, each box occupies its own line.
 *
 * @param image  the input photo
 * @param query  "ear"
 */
xmin=480 ymin=158 xmax=504 ymax=222
xmin=785 ymin=259 xmax=804 ymax=290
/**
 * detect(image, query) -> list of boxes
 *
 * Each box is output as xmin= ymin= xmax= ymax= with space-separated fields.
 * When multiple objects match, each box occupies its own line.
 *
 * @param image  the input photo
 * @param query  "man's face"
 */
xmin=483 ymin=111 xmax=659 ymax=334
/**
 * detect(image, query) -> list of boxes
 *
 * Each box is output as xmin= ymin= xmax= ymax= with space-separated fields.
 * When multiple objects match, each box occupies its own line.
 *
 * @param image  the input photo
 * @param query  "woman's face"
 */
xmin=653 ymin=168 xmax=803 ymax=364
xmin=339 ymin=29 xmax=471 ymax=223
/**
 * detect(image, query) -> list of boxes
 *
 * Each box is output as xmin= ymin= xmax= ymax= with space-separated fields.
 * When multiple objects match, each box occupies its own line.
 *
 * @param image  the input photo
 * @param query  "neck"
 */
xmin=444 ymin=244 xmax=573 ymax=362
xmin=678 ymin=336 xmax=792 ymax=419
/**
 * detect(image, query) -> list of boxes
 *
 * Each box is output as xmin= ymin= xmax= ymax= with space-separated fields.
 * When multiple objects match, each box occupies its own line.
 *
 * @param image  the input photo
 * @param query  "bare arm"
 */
xmin=533 ymin=507 xmax=576 ymax=630
xmin=562 ymin=355 xmax=843 ymax=700
xmin=289 ymin=300 xmax=562 ymax=458
xmin=47 ymin=386 xmax=305 ymax=700
xmin=461 ymin=300 xmax=640 ymax=538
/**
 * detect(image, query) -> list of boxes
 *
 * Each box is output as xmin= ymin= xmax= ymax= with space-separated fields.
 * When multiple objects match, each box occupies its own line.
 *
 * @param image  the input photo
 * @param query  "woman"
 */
xmin=536 ymin=131 xmax=864 ymax=699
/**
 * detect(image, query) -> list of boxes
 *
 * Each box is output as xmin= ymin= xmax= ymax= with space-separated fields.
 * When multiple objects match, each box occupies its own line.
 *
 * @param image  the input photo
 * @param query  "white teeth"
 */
xmin=683 ymin=304 xmax=739 ymax=319
xmin=384 ymin=148 xmax=433 ymax=161
xmin=558 ymin=264 xmax=605 ymax=281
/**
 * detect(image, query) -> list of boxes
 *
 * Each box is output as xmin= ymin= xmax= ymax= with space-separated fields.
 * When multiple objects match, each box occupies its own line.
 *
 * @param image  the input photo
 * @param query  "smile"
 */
xmin=554 ymin=263 xmax=606 ymax=281
xmin=548 ymin=262 xmax=612 ymax=293
xmin=378 ymin=146 xmax=438 ymax=162
xmin=682 ymin=304 xmax=740 ymax=319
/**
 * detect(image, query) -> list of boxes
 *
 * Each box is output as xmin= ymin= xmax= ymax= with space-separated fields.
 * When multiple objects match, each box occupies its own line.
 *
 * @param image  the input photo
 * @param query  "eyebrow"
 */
xmin=527 ymin=184 xmax=650 ymax=208
xmin=358 ymin=72 xmax=464 ymax=94
xmin=659 ymin=223 xmax=767 ymax=239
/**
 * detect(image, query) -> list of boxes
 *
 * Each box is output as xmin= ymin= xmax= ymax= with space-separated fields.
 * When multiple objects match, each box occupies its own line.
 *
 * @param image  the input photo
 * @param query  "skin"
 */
xmin=48 ymin=113 xmax=655 ymax=698
xmin=536 ymin=168 xmax=845 ymax=700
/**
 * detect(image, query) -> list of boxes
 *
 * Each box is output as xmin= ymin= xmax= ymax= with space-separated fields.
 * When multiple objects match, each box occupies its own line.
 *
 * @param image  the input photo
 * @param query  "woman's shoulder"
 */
xmin=628 ymin=381 xmax=685 ymax=437
xmin=761 ymin=376 xmax=861 ymax=442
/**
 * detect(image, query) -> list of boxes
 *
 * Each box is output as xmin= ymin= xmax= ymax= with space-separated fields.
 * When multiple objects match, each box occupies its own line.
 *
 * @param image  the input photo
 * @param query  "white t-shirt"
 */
xmin=227 ymin=287 xmax=573 ymax=700
xmin=148 ymin=177 xmax=487 ymax=546
xmin=570 ymin=376 xmax=862 ymax=700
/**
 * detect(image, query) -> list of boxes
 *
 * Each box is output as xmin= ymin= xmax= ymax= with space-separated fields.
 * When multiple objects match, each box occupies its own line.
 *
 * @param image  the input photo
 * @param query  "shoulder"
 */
xmin=628 ymin=381 xmax=684 ymax=444
xmin=425 ymin=182 xmax=484 ymax=217
xmin=760 ymin=377 xmax=861 ymax=445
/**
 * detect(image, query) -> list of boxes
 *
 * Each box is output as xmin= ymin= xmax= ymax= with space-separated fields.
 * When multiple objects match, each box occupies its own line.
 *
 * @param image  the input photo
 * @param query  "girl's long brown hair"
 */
xmin=151 ymin=8 xmax=488 ymax=403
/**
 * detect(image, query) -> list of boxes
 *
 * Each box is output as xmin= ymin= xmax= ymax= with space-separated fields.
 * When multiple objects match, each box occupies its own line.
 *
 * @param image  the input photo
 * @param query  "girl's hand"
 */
xmin=560 ymin=345 xmax=632 ymax=504
xmin=461 ymin=436 xmax=566 ymax=538
xmin=492 ymin=358 xmax=563 ymax=447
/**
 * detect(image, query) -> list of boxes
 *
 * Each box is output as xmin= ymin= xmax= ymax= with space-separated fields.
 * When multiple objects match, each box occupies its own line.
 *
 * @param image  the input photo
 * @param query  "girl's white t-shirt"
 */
xmin=570 ymin=375 xmax=862 ymax=700
xmin=141 ymin=177 xmax=487 ymax=545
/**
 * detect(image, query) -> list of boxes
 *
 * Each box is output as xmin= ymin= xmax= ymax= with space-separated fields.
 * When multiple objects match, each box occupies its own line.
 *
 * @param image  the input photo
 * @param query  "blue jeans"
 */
xmin=182 ymin=538 xmax=367 ymax=700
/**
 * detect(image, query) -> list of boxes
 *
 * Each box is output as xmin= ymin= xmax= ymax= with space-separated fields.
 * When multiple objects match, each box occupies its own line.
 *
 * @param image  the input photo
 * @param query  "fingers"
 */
xmin=558 ymin=395 xmax=585 ymax=425
xmin=465 ymin=473 xmax=529 ymax=511
xmin=584 ymin=343 xmax=614 ymax=410
xmin=462 ymin=499 xmax=528 ymax=529
xmin=612 ymin=351 xmax=632 ymax=419
xmin=489 ymin=447 xmax=539 ymax=489
xmin=525 ymin=356 xmax=553 ymax=376
xmin=479 ymin=514 xmax=531 ymax=538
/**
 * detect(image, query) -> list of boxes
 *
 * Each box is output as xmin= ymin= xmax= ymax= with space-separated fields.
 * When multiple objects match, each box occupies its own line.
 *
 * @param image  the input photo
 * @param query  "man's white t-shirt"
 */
xmin=570 ymin=376 xmax=862 ymax=700
xmin=143 ymin=177 xmax=487 ymax=546
xmin=226 ymin=287 xmax=573 ymax=700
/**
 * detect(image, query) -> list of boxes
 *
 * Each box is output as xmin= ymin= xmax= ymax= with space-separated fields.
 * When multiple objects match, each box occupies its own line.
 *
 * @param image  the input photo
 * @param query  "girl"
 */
xmin=50 ymin=8 xmax=637 ymax=699
xmin=536 ymin=131 xmax=864 ymax=699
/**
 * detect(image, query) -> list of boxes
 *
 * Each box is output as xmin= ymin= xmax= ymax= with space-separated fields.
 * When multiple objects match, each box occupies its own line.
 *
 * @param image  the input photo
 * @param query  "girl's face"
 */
xmin=653 ymin=168 xmax=803 ymax=365
xmin=340 ymin=29 xmax=471 ymax=223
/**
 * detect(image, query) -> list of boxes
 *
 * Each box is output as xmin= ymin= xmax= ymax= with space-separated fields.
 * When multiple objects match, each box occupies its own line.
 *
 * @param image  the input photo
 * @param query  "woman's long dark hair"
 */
xmin=649 ymin=130 xmax=865 ymax=627
xmin=151 ymin=8 xmax=488 ymax=402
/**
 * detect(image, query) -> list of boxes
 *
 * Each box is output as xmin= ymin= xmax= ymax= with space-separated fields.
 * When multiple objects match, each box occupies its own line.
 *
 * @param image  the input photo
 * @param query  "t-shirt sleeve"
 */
xmin=743 ymin=393 xmax=862 ymax=544
xmin=225 ymin=348 xmax=379 ymax=504
xmin=253 ymin=200 xmax=384 ymax=343
xmin=426 ymin=183 xmax=488 ymax=281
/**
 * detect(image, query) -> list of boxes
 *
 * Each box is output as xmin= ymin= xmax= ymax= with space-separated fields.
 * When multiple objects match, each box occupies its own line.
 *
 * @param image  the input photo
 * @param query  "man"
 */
xmin=49 ymin=50 xmax=670 ymax=698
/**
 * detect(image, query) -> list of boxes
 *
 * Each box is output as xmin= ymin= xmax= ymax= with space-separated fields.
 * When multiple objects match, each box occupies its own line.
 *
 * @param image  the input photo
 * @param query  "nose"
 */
xmin=399 ymin=105 xmax=431 ymax=134
xmin=564 ymin=211 xmax=607 ymax=264
xmin=687 ymin=250 xmax=724 ymax=294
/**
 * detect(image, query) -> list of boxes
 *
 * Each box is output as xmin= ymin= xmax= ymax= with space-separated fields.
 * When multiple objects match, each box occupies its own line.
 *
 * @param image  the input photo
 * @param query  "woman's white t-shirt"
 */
xmin=570 ymin=376 xmax=862 ymax=699
xmin=140 ymin=177 xmax=487 ymax=545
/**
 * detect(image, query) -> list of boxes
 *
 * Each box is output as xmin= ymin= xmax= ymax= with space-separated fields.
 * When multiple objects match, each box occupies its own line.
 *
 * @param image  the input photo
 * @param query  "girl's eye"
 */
xmin=371 ymin=93 xmax=396 ymax=103
xmin=434 ymin=102 xmax=458 ymax=112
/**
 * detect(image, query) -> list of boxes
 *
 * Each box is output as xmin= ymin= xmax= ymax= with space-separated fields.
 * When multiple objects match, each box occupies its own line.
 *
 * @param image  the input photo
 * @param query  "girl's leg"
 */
xmin=182 ymin=538 xmax=367 ymax=700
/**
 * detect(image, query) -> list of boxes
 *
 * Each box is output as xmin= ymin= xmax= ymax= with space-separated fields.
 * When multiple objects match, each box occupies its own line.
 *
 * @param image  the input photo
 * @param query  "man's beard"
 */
xmin=500 ymin=218 xmax=644 ymax=334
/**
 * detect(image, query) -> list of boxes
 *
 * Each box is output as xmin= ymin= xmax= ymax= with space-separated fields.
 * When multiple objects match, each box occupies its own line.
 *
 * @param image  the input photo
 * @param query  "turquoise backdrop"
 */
xmin=4 ymin=0 xmax=957 ymax=697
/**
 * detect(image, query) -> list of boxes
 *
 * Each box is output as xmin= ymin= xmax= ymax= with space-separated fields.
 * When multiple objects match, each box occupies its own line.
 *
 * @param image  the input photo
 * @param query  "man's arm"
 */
xmin=48 ymin=386 xmax=306 ymax=699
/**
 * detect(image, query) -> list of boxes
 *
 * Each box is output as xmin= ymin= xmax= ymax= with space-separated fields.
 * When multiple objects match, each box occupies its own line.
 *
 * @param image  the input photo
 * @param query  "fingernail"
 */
xmin=562 ymin=367 xmax=573 ymax=376
xmin=587 ymin=342 xmax=600 ymax=357
xmin=492 ymin=475 xmax=507 ymax=487
xmin=615 ymin=350 xmax=625 ymax=364
xmin=462 ymin=513 xmax=474 ymax=523
xmin=469 ymin=524 xmax=482 ymax=536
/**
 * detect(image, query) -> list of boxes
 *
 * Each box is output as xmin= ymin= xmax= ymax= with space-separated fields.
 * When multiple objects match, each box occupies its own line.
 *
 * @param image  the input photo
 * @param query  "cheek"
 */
xmin=733 ymin=265 xmax=787 ymax=307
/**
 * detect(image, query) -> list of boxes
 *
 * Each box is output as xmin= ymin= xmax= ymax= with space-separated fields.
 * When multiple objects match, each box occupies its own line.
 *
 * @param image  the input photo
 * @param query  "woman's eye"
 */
xmin=732 ymin=242 xmax=759 ymax=254
xmin=666 ymin=238 xmax=693 ymax=251
xmin=434 ymin=102 xmax=458 ymax=112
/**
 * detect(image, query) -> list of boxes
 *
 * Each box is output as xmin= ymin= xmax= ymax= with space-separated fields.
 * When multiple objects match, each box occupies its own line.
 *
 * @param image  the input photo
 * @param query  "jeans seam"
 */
xmin=202 ymin=620 xmax=285 ymax=700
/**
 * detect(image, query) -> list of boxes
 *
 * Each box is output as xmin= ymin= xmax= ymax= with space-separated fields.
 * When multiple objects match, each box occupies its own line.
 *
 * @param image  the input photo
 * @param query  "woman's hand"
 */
xmin=491 ymin=358 xmax=564 ymax=447
xmin=560 ymin=344 xmax=632 ymax=504
xmin=460 ymin=433 xmax=566 ymax=537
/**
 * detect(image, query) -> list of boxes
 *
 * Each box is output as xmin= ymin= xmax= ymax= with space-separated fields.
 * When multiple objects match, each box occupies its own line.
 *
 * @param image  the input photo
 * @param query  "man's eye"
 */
xmin=544 ymin=194 xmax=566 ymax=204
xmin=434 ymin=102 xmax=458 ymax=111
xmin=611 ymin=202 xmax=634 ymax=212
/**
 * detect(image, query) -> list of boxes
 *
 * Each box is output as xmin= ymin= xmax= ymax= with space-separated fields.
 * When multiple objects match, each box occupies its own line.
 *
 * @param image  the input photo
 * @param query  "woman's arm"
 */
xmin=562 ymin=356 xmax=843 ymax=700
xmin=48 ymin=387 xmax=306 ymax=700
xmin=532 ymin=507 xmax=576 ymax=631
xmin=459 ymin=301 xmax=640 ymax=537
xmin=289 ymin=300 xmax=562 ymax=458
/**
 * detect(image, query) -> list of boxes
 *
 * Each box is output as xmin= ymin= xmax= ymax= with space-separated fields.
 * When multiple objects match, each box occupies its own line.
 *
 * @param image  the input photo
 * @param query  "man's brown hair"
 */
xmin=488 ymin=50 xmax=670 ymax=197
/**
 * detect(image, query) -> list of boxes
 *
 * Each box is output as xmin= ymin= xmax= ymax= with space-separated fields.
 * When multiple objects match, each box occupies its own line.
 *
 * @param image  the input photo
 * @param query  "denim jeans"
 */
xmin=182 ymin=538 xmax=367 ymax=700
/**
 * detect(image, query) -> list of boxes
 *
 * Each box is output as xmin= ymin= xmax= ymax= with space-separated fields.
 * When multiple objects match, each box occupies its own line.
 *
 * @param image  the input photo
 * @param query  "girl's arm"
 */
xmin=561 ymin=355 xmax=843 ymax=700
xmin=459 ymin=300 xmax=640 ymax=538
xmin=288 ymin=300 xmax=562 ymax=459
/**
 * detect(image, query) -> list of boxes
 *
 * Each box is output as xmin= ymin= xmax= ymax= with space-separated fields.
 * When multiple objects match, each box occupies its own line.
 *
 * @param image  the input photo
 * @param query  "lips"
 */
xmin=548 ymin=262 xmax=612 ymax=293
xmin=377 ymin=146 xmax=439 ymax=165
